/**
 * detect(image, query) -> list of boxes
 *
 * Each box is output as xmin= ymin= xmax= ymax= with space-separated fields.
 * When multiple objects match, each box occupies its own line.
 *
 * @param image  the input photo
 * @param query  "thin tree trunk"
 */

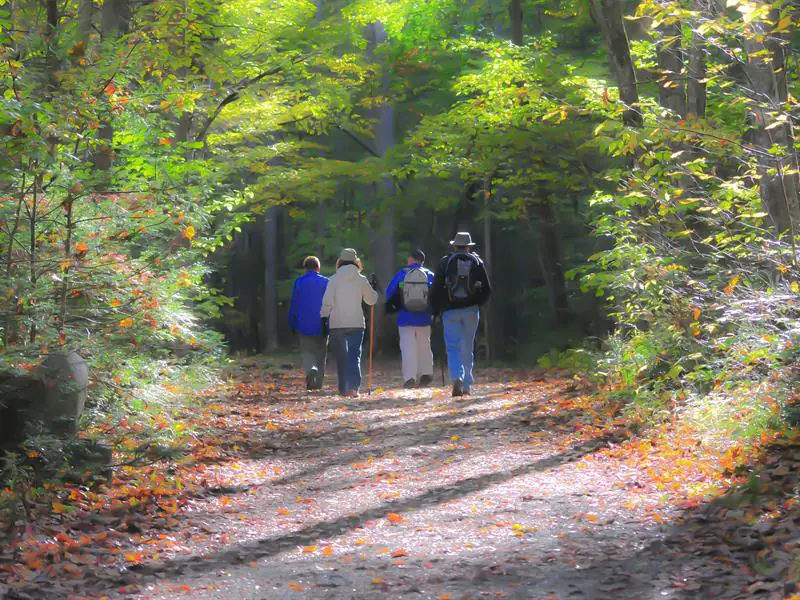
xmin=589 ymin=0 xmax=642 ymax=127
xmin=656 ymin=21 xmax=686 ymax=117
xmin=536 ymin=202 xmax=569 ymax=328
xmin=482 ymin=181 xmax=492 ymax=361
xmin=510 ymin=0 xmax=569 ymax=327
xmin=366 ymin=21 xmax=396 ymax=353
xmin=95 ymin=0 xmax=131 ymax=171
xmin=263 ymin=207 xmax=280 ymax=351
xmin=742 ymin=11 xmax=800 ymax=239
xmin=509 ymin=0 xmax=522 ymax=45
xmin=686 ymin=31 xmax=706 ymax=117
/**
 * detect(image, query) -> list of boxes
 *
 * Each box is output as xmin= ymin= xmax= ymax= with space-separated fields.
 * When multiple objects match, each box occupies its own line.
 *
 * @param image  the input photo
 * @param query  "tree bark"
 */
xmin=686 ymin=31 xmax=706 ymax=117
xmin=656 ymin=21 xmax=686 ymax=117
xmin=742 ymin=12 xmax=799 ymax=238
xmin=95 ymin=0 xmax=131 ymax=171
xmin=589 ymin=0 xmax=642 ymax=127
xmin=509 ymin=0 xmax=523 ymax=45
xmin=366 ymin=21 xmax=396 ymax=353
xmin=262 ymin=207 xmax=280 ymax=351
xmin=536 ymin=202 xmax=570 ymax=328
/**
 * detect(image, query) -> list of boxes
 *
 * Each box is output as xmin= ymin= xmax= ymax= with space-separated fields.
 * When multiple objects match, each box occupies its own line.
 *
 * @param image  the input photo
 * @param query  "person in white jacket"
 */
xmin=320 ymin=248 xmax=379 ymax=397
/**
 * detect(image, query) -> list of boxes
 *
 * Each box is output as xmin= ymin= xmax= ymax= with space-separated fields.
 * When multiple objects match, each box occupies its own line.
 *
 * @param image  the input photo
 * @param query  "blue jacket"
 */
xmin=385 ymin=263 xmax=434 ymax=327
xmin=288 ymin=271 xmax=329 ymax=336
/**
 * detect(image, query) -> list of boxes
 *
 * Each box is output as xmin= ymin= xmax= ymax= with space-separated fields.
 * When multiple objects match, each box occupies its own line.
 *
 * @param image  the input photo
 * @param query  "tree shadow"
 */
xmin=119 ymin=430 xmax=627 ymax=585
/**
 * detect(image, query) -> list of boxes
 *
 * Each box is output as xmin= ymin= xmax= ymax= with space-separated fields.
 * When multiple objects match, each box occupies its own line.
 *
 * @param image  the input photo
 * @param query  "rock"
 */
xmin=0 ymin=351 xmax=90 ymax=448
xmin=35 ymin=351 xmax=89 ymax=436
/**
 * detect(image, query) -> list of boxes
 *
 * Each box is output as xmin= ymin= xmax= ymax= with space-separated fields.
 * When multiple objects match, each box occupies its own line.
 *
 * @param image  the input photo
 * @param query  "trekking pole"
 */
xmin=368 ymin=304 xmax=375 ymax=394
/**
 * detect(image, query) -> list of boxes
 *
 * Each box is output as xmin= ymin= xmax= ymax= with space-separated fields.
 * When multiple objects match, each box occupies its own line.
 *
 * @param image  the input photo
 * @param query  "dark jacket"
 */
xmin=431 ymin=251 xmax=492 ymax=316
xmin=288 ymin=271 xmax=329 ymax=336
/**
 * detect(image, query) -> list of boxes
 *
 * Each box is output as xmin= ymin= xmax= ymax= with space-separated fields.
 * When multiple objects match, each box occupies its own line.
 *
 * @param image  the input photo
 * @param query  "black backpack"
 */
xmin=445 ymin=253 xmax=479 ymax=302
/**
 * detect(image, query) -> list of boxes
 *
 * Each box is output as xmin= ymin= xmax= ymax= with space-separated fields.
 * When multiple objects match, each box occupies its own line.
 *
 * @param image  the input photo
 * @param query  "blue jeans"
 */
xmin=330 ymin=328 xmax=364 ymax=394
xmin=442 ymin=306 xmax=480 ymax=391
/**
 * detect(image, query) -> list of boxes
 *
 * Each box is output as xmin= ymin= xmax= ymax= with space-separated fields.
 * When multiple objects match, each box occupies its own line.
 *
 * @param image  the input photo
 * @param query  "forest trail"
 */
xmin=130 ymin=365 xmax=670 ymax=600
xmin=4 ymin=361 xmax=799 ymax=599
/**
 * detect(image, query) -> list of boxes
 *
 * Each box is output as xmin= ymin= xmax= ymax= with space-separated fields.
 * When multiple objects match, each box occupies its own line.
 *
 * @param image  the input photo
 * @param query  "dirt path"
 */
xmin=123 ymin=368 xmax=681 ymax=600
xmin=6 ymin=363 xmax=797 ymax=600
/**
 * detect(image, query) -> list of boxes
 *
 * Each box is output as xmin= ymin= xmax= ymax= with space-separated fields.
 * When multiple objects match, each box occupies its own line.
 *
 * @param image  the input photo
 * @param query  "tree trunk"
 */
xmin=366 ymin=21 xmax=396 ymax=353
xmin=743 ymin=13 xmax=800 ymax=238
xmin=656 ymin=22 xmax=686 ymax=117
xmin=262 ymin=206 xmax=280 ymax=352
xmin=589 ymin=0 xmax=642 ymax=127
xmin=509 ymin=0 xmax=523 ymax=45
xmin=95 ymin=0 xmax=131 ymax=171
xmin=686 ymin=31 xmax=706 ymax=117
xmin=510 ymin=0 xmax=570 ymax=328
xmin=536 ymin=202 xmax=569 ymax=328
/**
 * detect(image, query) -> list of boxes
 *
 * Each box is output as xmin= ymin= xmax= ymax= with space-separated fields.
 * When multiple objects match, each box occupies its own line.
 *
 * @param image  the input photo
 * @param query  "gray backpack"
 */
xmin=401 ymin=267 xmax=430 ymax=312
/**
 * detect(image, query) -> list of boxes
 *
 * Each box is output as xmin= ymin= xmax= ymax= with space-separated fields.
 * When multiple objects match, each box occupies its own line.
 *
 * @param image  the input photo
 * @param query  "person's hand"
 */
xmin=321 ymin=317 xmax=330 ymax=336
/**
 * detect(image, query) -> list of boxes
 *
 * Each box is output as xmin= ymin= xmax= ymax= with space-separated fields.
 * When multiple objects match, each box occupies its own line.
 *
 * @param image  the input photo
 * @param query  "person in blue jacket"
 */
xmin=385 ymin=249 xmax=435 ymax=388
xmin=288 ymin=256 xmax=329 ymax=390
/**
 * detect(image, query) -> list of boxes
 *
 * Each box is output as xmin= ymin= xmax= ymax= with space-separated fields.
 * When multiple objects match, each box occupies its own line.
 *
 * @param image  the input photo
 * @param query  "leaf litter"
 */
xmin=1 ymin=362 xmax=798 ymax=599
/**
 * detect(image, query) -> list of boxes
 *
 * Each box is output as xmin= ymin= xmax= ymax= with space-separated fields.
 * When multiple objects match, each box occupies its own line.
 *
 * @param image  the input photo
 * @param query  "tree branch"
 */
xmin=195 ymin=56 xmax=307 ymax=143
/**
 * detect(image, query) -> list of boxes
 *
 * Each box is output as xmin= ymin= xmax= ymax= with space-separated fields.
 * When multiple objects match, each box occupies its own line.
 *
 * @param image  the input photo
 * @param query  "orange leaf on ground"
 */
xmin=372 ymin=578 xmax=386 ymax=585
xmin=277 ymin=507 xmax=291 ymax=515
xmin=51 ymin=502 xmax=67 ymax=514
xmin=322 ymin=546 xmax=334 ymax=556
xmin=390 ymin=549 xmax=408 ymax=558
xmin=302 ymin=545 xmax=317 ymax=553
xmin=287 ymin=582 xmax=305 ymax=591
xmin=386 ymin=512 xmax=404 ymax=524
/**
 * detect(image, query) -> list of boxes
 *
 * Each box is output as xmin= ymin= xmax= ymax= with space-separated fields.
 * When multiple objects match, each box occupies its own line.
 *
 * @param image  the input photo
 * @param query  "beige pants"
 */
xmin=398 ymin=326 xmax=434 ymax=382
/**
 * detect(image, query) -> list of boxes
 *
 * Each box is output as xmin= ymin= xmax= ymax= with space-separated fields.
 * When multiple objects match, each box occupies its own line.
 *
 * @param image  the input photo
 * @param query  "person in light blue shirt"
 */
xmin=385 ymin=249 xmax=435 ymax=388
xmin=288 ymin=256 xmax=329 ymax=390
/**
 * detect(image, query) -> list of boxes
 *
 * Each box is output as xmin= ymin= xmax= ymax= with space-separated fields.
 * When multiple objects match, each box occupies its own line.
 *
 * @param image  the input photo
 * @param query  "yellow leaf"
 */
xmin=355 ymin=539 xmax=367 ymax=545
xmin=450 ymin=435 xmax=460 ymax=441
xmin=774 ymin=15 xmax=792 ymax=32
xmin=52 ymin=502 xmax=67 ymax=514
xmin=302 ymin=545 xmax=317 ymax=553
xmin=371 ymin=578 xmax=386 ymax=585
xmin=183 ymin=225 xmax=196 ymax=240
xmin=119 ymin=317 xmax=133 ymax=328
xmin=791 ymin=281 xmax=799 ymax=293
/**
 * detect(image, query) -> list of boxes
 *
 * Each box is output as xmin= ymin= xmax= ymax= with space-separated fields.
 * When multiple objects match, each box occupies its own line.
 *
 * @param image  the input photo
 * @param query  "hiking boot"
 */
xmin=404 ymin=379 xmax=416 ymax=389
xmin=419 ymin=375 xmax=433 ymax=387
xmin=347 ymin=389 xmax=360 ymax=398
xmin=452 ymin=380 xmax=464 ymax=397
xmin=305 ymin=371 xmax=315 ymax=391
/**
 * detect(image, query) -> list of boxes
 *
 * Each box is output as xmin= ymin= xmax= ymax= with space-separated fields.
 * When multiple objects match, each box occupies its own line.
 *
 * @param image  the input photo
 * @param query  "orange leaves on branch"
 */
xmin=159 ymin=137 xmax=173 ymax=146
xmin=119 ymin=317 xmax=133 ymax=328
xmin=75 ymin=241 xmax=88 ymax=255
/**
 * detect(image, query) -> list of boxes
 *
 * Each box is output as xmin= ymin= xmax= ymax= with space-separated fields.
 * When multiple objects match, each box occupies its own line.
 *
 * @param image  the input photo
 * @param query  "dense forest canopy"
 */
xmin=0 ymin=0 xmax=798 ymax=399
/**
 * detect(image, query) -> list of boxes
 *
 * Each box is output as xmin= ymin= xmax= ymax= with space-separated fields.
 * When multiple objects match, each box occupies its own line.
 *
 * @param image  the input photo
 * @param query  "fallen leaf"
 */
xmin=390 ymin=549 xmax=408 ymax=558
xmin=387 ymin=512 xmax=404 ymax=524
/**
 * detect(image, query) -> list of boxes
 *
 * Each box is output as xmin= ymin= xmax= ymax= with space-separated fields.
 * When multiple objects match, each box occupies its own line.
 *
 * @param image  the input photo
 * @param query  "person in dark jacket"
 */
xmin=385 ymin=249 xmax=435 ymax=388
xmin=288 ymin=256 xmax=329 ymax=390
xmin=431 ymin=232 xmax=492 ymax=397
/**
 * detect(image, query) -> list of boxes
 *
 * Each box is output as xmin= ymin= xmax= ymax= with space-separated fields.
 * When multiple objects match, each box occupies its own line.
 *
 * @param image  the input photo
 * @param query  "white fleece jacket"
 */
xmin=320 ymin=264 xmax=379 ymax=329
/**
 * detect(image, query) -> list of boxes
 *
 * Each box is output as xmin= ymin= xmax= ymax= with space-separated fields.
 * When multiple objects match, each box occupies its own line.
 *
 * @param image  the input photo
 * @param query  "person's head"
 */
xmin=303 ymin=256 xmax=321 ymax=272
xmin=450 ymin=231 xmax=476 ymax=253
xmin=336 ymin=247 xmax=362 ymax=271
xmin=407 ymin=248 xmax=425 ymax=266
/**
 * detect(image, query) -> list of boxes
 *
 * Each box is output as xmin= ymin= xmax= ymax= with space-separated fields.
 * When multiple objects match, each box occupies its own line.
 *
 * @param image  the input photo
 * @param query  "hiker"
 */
xmin=320 ymin=248 xmax=379 ymax=397
xmin=431 ymin=232 xmax=492 ymax=397
xmin=385 ymin=249 xmax=435 ymax=388
xmin=288 ymin=256 xmax=329 ymax=390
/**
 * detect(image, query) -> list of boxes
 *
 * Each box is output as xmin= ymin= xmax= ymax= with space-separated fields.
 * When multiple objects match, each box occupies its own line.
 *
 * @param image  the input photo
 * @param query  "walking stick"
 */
xmin=368 ymin=304 xmax=375 ymax=394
